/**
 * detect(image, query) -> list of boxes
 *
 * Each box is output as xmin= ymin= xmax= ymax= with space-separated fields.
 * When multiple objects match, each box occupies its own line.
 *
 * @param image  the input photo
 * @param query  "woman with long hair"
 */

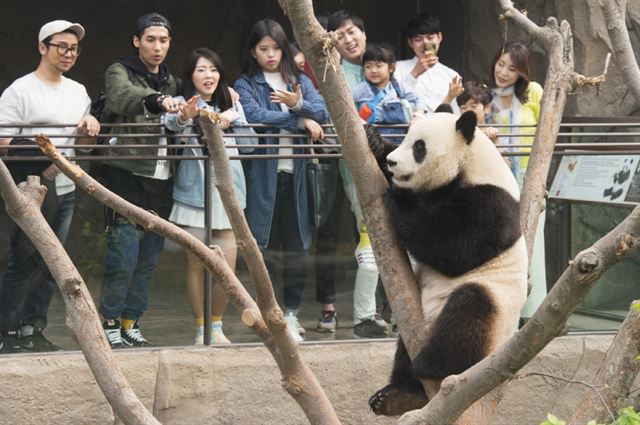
xmin=165 ymin=47 xmax=255 ymax=344
xmin=487 ymin=41 xmax=546 ymax=322
xmin=234 ymin=19 xmax=329 ymax=342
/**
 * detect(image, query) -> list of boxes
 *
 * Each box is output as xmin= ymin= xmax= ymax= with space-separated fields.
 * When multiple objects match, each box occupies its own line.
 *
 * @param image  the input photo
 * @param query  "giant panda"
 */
xmin=366 ymin=111 xmax=528 ymax=416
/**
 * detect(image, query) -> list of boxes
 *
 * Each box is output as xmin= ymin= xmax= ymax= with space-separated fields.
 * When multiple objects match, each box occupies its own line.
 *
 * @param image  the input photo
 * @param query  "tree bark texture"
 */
xmin=601 ymin=0 xmax=640 ymax=104
xmin=569 ymin=301 xmax=640 ymax=424
xmin=0 ymin=161 xmax=160 ymax=425
xmin=280 ymin=0 xmax=426 ymax=363
xmin=197 ymin=114 xmax=341 ymax=425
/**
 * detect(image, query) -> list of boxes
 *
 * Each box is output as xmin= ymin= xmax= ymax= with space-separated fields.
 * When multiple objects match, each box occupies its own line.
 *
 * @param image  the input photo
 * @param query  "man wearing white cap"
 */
xmin=0 ymin=20 xmax=99 ymax=353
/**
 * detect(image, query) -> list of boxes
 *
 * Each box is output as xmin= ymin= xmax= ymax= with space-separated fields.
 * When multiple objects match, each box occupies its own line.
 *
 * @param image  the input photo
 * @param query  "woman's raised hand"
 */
xmin=270 ymin=84 xmax=302 ymax=109
xmin=178 ymin=95 xmax=200 ymax=122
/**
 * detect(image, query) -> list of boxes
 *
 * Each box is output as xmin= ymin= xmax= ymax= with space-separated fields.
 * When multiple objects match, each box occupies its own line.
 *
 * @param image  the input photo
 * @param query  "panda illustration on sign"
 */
xmin=366 ymin=111 xmax=528 ymax=416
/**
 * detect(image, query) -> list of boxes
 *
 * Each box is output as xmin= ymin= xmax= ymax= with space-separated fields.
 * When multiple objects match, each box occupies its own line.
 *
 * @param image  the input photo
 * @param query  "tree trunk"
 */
xmin=495 ymin=1 xmax=577 ymax=260
xmin=0 ymin=163 xmax=160 ymax=425
xmin=279 ymin=0 xmax=426 ymax=365
xmin=569 ymin=301 xmax=640 ymax=424
xmin=601 ymin=0 xmax=640 ymax=104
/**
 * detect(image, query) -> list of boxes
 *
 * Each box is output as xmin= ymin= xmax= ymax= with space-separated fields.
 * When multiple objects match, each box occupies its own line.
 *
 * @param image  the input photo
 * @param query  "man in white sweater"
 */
xmin=394 ymin=14 xmax=462 ymax=115
xmin=0 ymin=20 xmax=99 ymax=353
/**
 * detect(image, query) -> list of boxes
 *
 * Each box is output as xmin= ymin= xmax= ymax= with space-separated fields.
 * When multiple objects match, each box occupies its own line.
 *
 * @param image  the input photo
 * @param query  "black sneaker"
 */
xmin=103 ymin=320 xmax=126 ymax=349
xmin=20 ymin=328 xmax=61 ymax=352
xmin=121 ymin=323 xmax=152 ymax=347
xmin=354 ymin=318 xmax=389 ymax=339
xmin=0 ymin=331 xmax=22 ymax=354
xmin=316 ymin=310 xmax=338 ymax=333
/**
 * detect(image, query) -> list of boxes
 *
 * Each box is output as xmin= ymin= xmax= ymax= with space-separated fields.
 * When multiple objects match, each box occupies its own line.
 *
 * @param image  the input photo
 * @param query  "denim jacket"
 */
xmin=352 ymin=79 xmax=421 ymax=135
xmin=234 ymin=71 xmax=329 ymax=250
xmin=164 ymin=96 xmax=256 ymax=209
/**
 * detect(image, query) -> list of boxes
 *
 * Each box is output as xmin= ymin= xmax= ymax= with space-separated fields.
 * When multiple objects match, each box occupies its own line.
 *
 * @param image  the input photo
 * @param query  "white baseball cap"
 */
xmin=38 ymin=20 xmax=85 ymax=43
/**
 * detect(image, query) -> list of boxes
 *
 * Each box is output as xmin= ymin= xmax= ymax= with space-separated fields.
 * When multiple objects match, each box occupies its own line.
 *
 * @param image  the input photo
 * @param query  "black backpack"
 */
xmin=90 ymin=66 xmax=135 ymax=142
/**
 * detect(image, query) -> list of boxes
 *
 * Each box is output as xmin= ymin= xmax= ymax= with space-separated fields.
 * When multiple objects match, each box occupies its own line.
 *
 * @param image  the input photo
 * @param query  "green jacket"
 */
xmin=102 ymin=53 xmax=179 ymax=176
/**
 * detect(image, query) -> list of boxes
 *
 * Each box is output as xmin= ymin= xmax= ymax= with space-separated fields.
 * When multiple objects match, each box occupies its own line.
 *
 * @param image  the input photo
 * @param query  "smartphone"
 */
xmin=424 ymin=42 xmax=438 ymax=56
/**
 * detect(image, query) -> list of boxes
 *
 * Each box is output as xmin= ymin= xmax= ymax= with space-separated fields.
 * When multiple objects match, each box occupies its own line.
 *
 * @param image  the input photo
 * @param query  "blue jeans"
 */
xmin=0 ymin=190 xmax=75 ymax=331
xmin=263 ymin=173 xmax=309 ymax=311
xmin=54 ymin=191 xmax=75 ymax=247
xmin=99 ymin=222 xmax=164 ymax=320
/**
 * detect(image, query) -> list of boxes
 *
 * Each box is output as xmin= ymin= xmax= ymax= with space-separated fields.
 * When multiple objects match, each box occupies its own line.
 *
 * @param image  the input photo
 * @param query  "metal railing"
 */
xmin=2 ymin=118 xmax=639 ymax=343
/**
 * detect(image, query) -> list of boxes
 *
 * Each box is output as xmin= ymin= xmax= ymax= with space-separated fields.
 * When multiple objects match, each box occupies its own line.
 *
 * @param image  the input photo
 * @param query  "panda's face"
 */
xmin=386 ymin=113 xmax=474 ymax=191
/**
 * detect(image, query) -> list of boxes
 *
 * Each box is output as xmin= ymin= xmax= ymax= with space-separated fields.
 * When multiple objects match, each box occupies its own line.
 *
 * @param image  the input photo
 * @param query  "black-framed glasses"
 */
xmin=47 ymin=42 xmax=81 ymax=57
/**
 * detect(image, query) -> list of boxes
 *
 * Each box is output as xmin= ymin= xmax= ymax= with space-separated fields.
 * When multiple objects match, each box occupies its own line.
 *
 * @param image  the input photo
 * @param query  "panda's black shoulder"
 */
xmin=386 ymin=179 xmax=521 ymax=276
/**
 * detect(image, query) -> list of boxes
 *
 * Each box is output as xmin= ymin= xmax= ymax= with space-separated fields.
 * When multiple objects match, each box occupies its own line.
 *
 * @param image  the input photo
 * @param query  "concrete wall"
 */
xmin=0 ymin=335 xmax=630 ymax=424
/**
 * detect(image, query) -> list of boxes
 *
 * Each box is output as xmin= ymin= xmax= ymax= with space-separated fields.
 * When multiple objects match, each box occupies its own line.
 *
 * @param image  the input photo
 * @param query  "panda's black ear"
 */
xmin=435 ymin=103 xmax=454 ymax=113
xmin=456 ymin=110 xmax=477 ymax=144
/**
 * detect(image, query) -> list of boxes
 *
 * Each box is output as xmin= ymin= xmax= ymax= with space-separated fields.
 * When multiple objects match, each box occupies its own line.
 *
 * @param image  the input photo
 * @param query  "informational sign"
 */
xmin=549 ymin=155 xmax=640 ymax=204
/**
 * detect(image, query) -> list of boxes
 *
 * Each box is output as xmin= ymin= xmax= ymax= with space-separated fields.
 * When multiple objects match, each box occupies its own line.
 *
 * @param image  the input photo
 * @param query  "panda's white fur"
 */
xmin=394 ymin=113 xmax=528 ymax=348
xmin=415 ymin=239 xmax=528 ymax=353
xmin=369 ymin=111 xmax=528 ymax=416
xmin=387 ymin=113 xmax=520 ymax=200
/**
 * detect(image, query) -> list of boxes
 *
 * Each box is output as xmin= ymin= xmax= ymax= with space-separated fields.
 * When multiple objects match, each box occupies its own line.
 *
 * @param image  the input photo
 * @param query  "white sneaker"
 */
xmin=211 ymin=321 xmax=231 ymax=344
xmin=296 ymin=320 xmax=306 ymax=335
xmin=373 ymin=313 xmax=389 ymax=329
xmin=284 ymin=313 xmax=304 ymax=343
xmin=195 ymin=326 xmax=204 ymax=346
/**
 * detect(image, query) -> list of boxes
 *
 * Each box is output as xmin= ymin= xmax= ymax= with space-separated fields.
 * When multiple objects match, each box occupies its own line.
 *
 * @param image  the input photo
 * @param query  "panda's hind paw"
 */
xmin=368 ymin=384 xmax=428 ymax=416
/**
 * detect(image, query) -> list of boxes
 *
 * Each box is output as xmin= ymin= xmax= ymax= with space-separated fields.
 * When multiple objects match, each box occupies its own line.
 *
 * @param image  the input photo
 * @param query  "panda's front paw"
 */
xmin=368 ymin=384 xmax=428 ymax=416
xmin=364 ymin=124 xmax=385 ymax=158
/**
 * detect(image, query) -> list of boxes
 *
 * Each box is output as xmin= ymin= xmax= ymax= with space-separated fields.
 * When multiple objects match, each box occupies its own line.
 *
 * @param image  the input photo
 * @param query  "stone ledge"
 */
xmin=0 ymin=335 xmax=619 ymax=424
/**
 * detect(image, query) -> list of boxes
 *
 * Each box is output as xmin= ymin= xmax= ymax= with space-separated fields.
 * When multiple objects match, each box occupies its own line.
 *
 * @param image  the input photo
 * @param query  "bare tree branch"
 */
xmin=600 ymin=0 xmax=640 ymax=103
xmin=573 ymin=53 xmax=612 ymax=87
xmin=197 ymin=114 xmax=341 ymax=424
xmin=518 ymin=371 xmax=615 ymax=423
xmin=34 ymin=135 xmax=273 ymax=344
xmin=569 ymin=301 xmax=640 ymax=424
xmin=0 ymin=160 xmax=160 ymax=425
xmin=38 ymin=127 xmax=340 ymax=424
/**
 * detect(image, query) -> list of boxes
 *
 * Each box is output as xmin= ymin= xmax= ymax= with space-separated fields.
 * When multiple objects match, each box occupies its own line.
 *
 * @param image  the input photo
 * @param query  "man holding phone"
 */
xmin=395 ymin=13 xmax=462 ymax=115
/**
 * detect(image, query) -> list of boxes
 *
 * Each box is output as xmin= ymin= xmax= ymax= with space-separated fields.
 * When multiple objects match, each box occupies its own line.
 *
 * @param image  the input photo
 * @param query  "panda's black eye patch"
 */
xmin=413 ymin=139 xmax=426 ymax=163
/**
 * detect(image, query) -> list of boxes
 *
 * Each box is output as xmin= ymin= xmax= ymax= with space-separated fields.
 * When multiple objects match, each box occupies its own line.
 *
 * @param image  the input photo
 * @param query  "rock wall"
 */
xmin=465 ymin=0 xmax=640 ymax=116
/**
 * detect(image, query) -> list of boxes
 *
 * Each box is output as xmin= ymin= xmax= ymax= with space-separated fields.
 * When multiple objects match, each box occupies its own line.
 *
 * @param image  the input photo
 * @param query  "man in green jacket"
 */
xmin=99 ymin=12 xmax=182 ymax=348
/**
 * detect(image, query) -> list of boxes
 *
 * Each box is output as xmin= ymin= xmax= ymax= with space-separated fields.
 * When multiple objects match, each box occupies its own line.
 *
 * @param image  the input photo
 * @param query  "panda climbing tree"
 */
xmin=365 ymin=112 xmax=528 ymax=417
xmin=283 ymin=1 xmax=640 ymax=425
